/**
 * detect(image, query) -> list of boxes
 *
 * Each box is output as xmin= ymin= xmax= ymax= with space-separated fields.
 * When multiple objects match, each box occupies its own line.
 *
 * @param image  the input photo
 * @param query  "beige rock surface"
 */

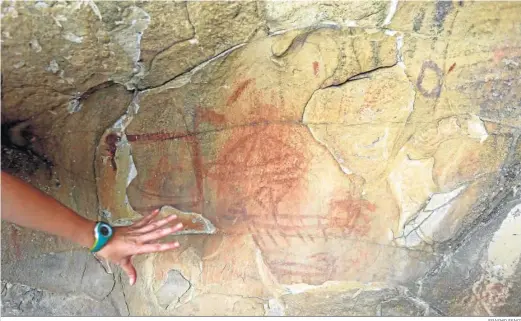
xmin=139 ymin=1 xmax=264 ymax=89
xmin=261 ymin=1 xmax=390 ymax=32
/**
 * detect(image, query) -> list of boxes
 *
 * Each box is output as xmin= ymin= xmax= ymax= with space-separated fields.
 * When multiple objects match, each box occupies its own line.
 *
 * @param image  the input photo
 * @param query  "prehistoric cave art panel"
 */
xmin=123 ymin=75 xmax=408 ymax=286
xmin=219 ymin=78 xmax=411 ymax=284
xmin=203 ymin=121 xmax=389 ymax=285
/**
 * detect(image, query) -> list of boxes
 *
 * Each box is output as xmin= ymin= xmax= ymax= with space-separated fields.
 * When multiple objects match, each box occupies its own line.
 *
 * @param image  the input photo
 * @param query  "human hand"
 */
xmin=96 ymin=209 xmax=183 ymax=285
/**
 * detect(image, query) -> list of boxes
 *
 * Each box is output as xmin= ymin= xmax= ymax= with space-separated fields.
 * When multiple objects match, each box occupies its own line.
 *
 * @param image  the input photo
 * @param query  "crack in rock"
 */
xmin=155 ymin=270 xmax=191 ymax=310
xmin=139 ymin=42 xmax=247 ymax=92
xmin=108 ymin=6 xmax=151 ymax=89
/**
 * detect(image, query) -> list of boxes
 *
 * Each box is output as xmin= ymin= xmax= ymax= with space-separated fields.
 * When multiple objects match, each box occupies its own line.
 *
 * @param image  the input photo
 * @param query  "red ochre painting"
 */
xmin=127 ymin=78 xmax=382 ymax=285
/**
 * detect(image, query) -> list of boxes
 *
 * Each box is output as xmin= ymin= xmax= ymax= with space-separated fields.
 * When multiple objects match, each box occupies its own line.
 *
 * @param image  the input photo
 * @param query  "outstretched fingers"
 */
xmin=132 ymin=214 xmax=178 ymax=234
xmin=132 ymin=209 xmax=160 ymax=229
xmin=137 ymin=223 xmax=184 ymax=243
xmin=133 ymin=241 xmax=180 ymax=256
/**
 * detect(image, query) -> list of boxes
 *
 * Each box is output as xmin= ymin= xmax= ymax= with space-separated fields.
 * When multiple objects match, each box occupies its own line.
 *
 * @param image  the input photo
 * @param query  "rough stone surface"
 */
xmin=1 ymin=281 xmax=120 ymax=316
xmin=0 ymin=251 xmax=128 ymax=316
xmin=0 ymin=251 xmax=123 ymax=299
xmin=2 ymin=0 xmax=521 ymax=317
xmin=261 ymin=1 xmax=390 ymax=32
xmin=155 ymin=270 xmax=191 ymax=309
xmin=139 ymin=1 xmax=264 ymax=89
xmin=278 ymin=286 xmax=434 ymax=316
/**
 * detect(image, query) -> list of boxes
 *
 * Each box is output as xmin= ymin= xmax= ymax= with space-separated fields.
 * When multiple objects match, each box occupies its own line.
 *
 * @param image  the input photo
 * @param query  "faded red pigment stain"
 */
xmin=493 ymin=46 xmax=521 ymax=64
xmin=328 ymin=195 xmax=376 ymax=237
xmin=479 ymin=281 xmax=510 ymax=308
xmin=312 ymin=61 xmax=319 ymax=77
xmin=202 ymin=235 xmax=259 ymax=284
xmin=205 ymin=123 xmax=309 ymax=232
xmin=189 ymin=106 xmax=228 ymax=211
xmin=143 ymin=155 xmax=184 ymax=191
xmin=266 ymin=252 xmax=338 ymax=284
xmin=196 ymin=108 xmax=226 ymax=125
xmin=131 ymin=149 xmax=204 ymax=211
xmin=205 ymin=85 xmax=311 ymax=239
xmin=226 ymin=78 xmax=295 ymax=123
xmin=128 ymin=106 xmax=227 ymax=214
xmin=455 ymin=149 xmax=482 ymax=182
xmin=227 ymin=79 xmax=254 ymax=105
xmin=348 ymin=249 xmax=370 ymax=269
xmin=127 ymin=108 xmax=226 ymax=144
xmin=361 ymin=79 xmax=395 ymax=110
xmin=448 ymin=62 xmax=456 ymax=74
xmin=232 ymin=190 xmax=377 ymax=242
xmin=205 ymin=121 xmax=327 ymax=284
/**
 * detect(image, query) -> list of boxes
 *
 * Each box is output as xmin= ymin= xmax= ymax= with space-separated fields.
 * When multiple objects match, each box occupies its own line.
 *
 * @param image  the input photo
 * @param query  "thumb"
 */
xmin=120 ymin=258 xmax=137 ymax=286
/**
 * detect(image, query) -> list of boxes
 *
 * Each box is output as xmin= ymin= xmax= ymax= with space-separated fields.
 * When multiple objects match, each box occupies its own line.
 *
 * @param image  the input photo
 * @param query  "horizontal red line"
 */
xmin=127 ymin=131 xmax=191 ymax=142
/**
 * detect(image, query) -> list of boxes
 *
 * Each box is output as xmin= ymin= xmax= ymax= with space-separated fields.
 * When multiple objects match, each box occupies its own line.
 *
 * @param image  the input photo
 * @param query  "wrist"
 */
xmin=77 ymin=219 xmax=97 ymax=249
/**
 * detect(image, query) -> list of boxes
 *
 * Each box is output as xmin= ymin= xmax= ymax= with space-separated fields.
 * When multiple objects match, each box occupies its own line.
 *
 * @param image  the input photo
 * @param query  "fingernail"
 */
xmin=174 ymin=242 xmax=180 ymax=247
xmin=130 ymin=278 xmax=135 ymax=286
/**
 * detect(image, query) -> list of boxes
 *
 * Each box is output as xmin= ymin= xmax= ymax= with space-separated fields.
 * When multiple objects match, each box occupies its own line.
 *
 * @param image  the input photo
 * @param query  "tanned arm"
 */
xmin=1 ymin=171 xmax=184 ymax=285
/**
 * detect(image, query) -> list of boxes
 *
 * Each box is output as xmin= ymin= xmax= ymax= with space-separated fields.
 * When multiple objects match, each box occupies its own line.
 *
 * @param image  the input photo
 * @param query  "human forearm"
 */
xmin=1 ymin=170 xmax=184 ymax=286
xmin=1 ymin=171 xmax=95 ymax=248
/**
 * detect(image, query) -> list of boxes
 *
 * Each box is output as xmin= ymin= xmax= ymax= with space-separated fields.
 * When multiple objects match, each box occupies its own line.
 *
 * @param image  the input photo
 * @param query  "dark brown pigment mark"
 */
xmin=416 ymin=60 xmax=443 ymax=98
xmin=127 ymin=131 xmax=187 ymax=143
xmin=312 ymin=61 xmax=319 ymax=77
xmin=105 ymin=133 xmax=121 ymax=171
xmin=227 ymin=79 xmax=254 ymax=105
